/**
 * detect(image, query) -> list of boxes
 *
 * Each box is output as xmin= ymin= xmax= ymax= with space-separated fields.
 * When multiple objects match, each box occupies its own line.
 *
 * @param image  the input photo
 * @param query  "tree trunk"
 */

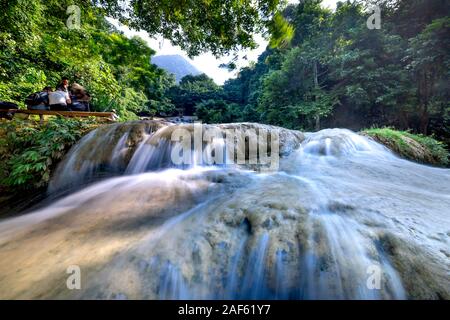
xmin=399 ymin=110 xmax=409 ymax=130
xmin=314 ymin=115 xmax=320 ymax=131
xmin=313 ymin=60 xmax=320 ymax=131
xmin=419 ymin=105 xmax=429 ymax=135
xmin=418 ymin=71 xmax=430 ymax=135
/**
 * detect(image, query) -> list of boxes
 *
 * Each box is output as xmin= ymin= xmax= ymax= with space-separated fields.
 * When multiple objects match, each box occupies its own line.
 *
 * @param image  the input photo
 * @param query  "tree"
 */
xmin=257 ymin=0 xmax=336 ymax=130
xmin=195 ymin=99 xmax=242 ymax=124
xmin=94 ymin=0 xmax=293 ymax=56
xmin=406 ymin=17 xmax=450 ymax=134
xmin=0 ymin=0 xmax=175 ymax=119
xmin=168 ymin=74 xmax=223 ymax=116
xmin=258 ymin=47 xmax=337 ymax=130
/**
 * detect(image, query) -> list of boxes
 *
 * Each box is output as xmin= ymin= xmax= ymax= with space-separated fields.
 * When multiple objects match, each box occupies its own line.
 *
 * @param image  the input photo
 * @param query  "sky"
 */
xmin=107 ymin=0 xmax=340 ymax=84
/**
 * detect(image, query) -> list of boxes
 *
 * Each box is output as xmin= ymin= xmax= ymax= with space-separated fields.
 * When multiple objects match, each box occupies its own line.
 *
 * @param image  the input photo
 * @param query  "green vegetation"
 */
xmin=1 ymin=0 xmax=448 ymax=142
xmin=97 ymin=0 xmax=291 ymax=56
xmin=0 ymin=0 xmax=294 ymax=120
xmin=363 ymin=128 xmax=449 ymax=166
xmin=166 ymin=74 xmax=223 ymax=116
xmin=0 ymin=0 xmax=178 ymax=120
xmin=190 ymin=0 xmax=449 ymax=147
xmin=0 ymin=118 xmax=100 ymax=191
xmin=195 ymin=100 xmax=243 ymax=124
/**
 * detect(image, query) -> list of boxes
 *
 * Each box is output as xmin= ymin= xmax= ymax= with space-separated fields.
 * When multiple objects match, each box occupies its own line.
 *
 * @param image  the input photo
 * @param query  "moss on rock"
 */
xmin=362 ymin=128 xmax=449 ymax=167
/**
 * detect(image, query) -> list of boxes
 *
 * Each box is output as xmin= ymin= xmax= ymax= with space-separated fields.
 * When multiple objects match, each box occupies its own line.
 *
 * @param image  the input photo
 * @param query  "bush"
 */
xmin=195 ymin=99 xmax=243 ymax=124
xmin=0 ymin=117 xmax=100 ymax=191
xmin=363 ymin=127 xmax=449 ymax=167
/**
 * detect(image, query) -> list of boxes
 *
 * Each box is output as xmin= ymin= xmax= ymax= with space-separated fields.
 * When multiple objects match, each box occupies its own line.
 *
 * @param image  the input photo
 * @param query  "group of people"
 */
xmin=26 ymin=77 xmax=91 ymax=112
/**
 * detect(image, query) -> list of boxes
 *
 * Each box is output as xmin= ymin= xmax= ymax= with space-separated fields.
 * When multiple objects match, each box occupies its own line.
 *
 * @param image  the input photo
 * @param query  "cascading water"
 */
xmin=0 ymin=121 xmax=448 ymax=299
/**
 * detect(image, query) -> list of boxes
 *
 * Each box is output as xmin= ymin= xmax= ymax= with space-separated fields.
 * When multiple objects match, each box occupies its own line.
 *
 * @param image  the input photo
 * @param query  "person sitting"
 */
xmin=26 ymin=87 xmax=52 ymax=111
xmin=70 ymin=83 xmax=91 ymax=111
xmin=56 ymin=77 xmax=70 ymax=93
xmin=49 ymin=86 xmax=71 ymax=111
xmin=0 ymin=101 xmax=18 ymax=120
xmin=111 ymin=109 xmax=120 ymax=121
xmin=25 ymin=86 xmax=53 ymax=122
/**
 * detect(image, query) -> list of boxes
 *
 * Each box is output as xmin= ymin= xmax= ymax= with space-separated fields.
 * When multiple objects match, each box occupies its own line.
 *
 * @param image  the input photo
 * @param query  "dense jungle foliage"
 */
xmin=1 ymin=0 xmax=448 ymax=140
xmin=189 ymin=0 xmax=449 ymax=147
xmin=0 ymin=0 xmax=180 ymax=120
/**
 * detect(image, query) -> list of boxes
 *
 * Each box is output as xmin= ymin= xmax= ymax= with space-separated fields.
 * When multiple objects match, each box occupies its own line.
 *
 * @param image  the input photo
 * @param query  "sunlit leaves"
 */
xmin=0 ymin=118 xmax=99 ymax=190
xmin=94 ymin=0 xmax=288 ymax=56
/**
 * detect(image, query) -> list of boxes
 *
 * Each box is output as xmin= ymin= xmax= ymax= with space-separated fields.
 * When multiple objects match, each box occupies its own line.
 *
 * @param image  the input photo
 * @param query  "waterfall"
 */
xmin=0 ymin=121 xmax=448 ymax=299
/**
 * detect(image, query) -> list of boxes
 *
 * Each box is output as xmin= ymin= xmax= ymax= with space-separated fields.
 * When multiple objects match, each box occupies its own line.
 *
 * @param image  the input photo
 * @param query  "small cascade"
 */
xmin=49 ymin=121 xmax=304 ymax=192
xmin=301 ymin=128 xmax=387 ymax=157
xmin=49 ymin=121 xmax=169 ymax=192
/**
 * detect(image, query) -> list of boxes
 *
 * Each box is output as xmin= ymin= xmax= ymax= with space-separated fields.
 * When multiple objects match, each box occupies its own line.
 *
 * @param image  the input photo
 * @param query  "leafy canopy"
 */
xmin=94 ymin=0 xmax=293 ymax=56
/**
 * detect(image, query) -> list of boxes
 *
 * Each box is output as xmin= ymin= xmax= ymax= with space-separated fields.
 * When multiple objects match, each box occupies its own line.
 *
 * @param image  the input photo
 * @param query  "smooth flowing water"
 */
xmin=0 ymin=121 xmax=448 ymax=299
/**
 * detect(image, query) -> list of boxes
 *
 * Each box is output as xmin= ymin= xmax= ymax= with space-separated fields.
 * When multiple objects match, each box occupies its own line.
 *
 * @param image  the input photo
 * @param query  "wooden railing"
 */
xmin=2 ymin=109 xmax=117 ymax=121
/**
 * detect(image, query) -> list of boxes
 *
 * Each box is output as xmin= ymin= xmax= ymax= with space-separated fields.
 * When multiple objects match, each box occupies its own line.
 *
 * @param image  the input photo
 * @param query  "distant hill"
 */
xmin=151 ymin=55 xmax=201 ymax=83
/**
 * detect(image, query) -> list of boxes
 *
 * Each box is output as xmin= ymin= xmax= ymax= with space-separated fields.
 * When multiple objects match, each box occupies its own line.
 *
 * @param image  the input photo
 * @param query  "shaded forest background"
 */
xmin=181 ymin=0 xmax=450 ymax=145
xmin=1 ymin=0 xmax=449 ymax=144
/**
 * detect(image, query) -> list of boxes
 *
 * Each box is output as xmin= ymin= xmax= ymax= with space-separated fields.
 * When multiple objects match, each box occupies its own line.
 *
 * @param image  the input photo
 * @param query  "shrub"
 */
xmin=363 ymin=127 xmax=449 ymax=167
xmin=0 ymin=117 xmax=100 ymax=191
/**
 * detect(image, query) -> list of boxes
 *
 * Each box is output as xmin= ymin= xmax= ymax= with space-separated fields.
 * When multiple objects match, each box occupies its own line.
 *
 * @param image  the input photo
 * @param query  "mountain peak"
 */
xmin=151 ymin=55 xmax=201 ymax=83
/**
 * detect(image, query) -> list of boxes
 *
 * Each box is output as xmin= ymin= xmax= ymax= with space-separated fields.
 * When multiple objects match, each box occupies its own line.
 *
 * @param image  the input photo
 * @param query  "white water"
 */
xmin=0 ymin=122 xmax=449 ymax=299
